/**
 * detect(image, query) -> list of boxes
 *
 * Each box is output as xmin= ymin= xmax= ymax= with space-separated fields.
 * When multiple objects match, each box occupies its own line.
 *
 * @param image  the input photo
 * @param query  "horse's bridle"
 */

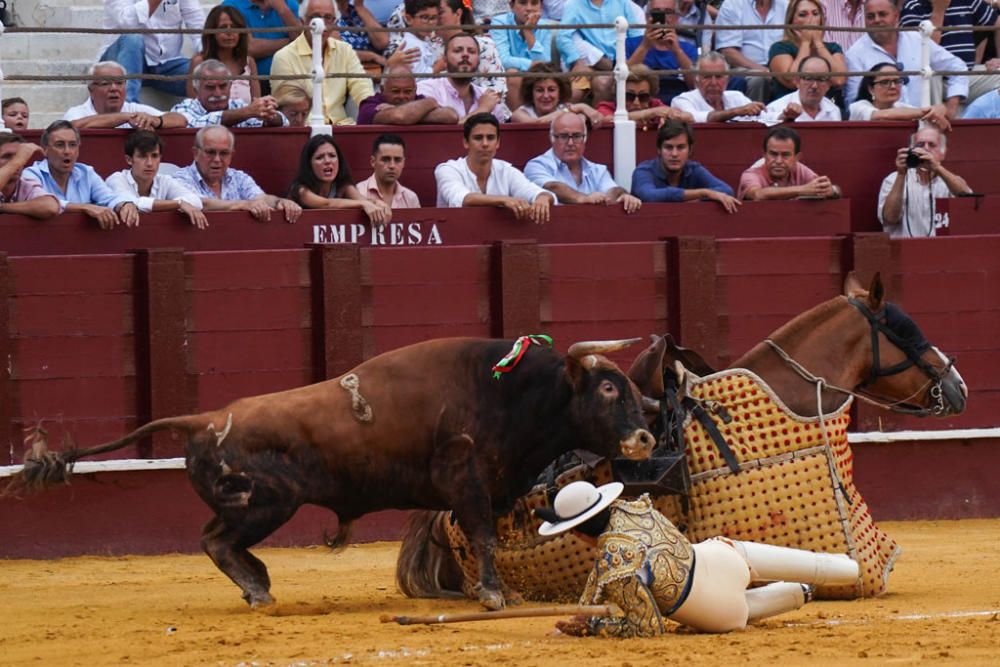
xmin=846 ymin=297 xmax=955 ymax=416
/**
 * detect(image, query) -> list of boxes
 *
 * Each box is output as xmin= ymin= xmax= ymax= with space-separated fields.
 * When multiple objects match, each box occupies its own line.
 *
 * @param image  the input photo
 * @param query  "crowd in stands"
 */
xmin=0 ymin=0 xmax=997 ymax=238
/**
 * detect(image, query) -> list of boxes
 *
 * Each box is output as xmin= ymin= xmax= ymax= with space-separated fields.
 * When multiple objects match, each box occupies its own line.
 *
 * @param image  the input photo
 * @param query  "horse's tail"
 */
xmin=395 ymin=510 xmax=466 ymax=599
xmin=2 ymin=415 xmax=209 ymax=498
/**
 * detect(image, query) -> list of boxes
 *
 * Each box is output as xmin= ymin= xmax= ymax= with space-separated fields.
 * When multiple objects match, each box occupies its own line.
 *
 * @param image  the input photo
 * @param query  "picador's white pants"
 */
xmin=668 ymin=538 xmax=861 ymax=633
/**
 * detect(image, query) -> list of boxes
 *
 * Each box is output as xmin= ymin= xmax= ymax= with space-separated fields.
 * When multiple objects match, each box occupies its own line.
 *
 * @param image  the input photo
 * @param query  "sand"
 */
xmin=2 ymin=519 xmax=999 ymax=667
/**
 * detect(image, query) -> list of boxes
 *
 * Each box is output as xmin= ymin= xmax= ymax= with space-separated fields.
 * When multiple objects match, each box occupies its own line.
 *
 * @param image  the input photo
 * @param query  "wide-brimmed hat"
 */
xmin=536 ymin=481 xmax=624 ymax=536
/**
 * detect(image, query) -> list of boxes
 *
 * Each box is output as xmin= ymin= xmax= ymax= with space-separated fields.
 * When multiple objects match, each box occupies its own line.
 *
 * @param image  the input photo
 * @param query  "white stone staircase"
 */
xmin=2 ymin=0 xmax=218 ymax=129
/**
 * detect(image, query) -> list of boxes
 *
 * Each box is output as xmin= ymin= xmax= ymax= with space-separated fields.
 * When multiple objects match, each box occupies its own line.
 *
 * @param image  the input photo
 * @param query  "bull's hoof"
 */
xmin=475 ymin=585 xmax=505 ymax=611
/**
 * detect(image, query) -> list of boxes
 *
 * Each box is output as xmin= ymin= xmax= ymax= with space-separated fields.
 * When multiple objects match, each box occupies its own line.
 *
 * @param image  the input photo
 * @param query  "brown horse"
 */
xmin=396 ymin=273 xmax=967 ymax=602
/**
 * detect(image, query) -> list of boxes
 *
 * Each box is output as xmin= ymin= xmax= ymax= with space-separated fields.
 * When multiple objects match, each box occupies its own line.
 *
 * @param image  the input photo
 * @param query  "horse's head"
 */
xmin=844 ymin=273 xmax=967 ymax=417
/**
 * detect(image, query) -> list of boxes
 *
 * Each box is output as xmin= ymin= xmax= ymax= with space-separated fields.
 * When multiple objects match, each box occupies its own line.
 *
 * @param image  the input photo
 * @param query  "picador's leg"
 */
xmin=430 ymin=433 xmax=506 ymax=611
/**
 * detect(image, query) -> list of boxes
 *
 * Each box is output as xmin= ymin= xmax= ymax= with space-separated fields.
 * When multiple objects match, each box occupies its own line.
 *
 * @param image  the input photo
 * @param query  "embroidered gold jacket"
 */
xmin=578 ymin=494 xmax=695 ymax=638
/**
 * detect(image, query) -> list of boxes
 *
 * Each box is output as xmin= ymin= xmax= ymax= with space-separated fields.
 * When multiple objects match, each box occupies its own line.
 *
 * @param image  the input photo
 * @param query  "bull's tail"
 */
xmin=2 ymin=415 xmax=208 ymax=498
xmin=395 ymin=510 xmax=465 ymax=599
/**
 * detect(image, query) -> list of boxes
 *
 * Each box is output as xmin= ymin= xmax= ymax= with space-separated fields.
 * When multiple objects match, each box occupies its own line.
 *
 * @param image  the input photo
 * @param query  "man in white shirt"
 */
xmin=435 ymin=112 xmax=554 ymax=222
xmin=100 ymin=0 xmax=205 ymax=102
xmin=845 ymin=0 xmax=968 ymax=116
xmin=417 ymin=33 xmax=508 ymax=124
xmin=106 ymin=130 xmax=207 ymax=229
xmin=878 ymin=126 xmax=971 ymax=238
xmin=764 ymin=56 xmax=843 ymax=122
xmin=64 ymin=62 xmax=188 ymax=131
xmin=671 ymin=51 xmax=766 ymax=122
xmin=715 ymin=0 xmax=789 ymax=101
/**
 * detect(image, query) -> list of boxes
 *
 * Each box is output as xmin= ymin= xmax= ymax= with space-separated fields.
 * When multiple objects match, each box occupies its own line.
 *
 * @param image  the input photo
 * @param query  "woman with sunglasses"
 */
xmin=186 ymin=5 xmax=260 ymax=102
xmin=595 ymin=65 xmax=691 ymax=130
xmin=767 ymin=0 xmax=846 ymax=103
xmin=849 ymin=62 xmax=951 ymax=131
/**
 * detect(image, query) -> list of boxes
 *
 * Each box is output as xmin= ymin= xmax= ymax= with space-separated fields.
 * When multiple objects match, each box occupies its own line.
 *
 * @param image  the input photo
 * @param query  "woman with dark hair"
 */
xmin=849 ymin=62 xmax=951 ymax=130
xmin=186 ymin=5 xmax=259 ymax=101
xmin=289 ymin=136 xmax=392 ymax=226
xmin=510 ymin=62 xmax=603 ymax=125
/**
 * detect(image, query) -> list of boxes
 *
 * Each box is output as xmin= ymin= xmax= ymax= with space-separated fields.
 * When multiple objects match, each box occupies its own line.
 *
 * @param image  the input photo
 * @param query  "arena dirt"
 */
xmin=2 ymin=519 xmax=998 ymax=666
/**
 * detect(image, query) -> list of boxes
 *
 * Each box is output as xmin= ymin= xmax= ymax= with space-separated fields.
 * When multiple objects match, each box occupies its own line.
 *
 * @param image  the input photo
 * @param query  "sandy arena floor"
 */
xmin=2 ymin=519 xmax=999 ymax=667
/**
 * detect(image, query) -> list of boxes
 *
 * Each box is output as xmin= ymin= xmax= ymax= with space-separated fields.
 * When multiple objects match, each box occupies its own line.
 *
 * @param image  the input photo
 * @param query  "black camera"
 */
xmin=905 ymin=149 xmax=923 ymax=169
xmin=650 ymin=10 xmax=668 ymax=23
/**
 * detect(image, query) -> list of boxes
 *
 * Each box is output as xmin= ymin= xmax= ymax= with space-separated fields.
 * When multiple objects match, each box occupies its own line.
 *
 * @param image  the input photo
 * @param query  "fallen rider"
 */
xmin=536 ymin=481 xmax=860 ymax=636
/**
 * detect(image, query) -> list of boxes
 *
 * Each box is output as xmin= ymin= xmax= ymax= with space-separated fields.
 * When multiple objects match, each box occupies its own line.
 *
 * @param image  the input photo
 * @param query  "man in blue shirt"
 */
xmin=560 ymin=0 xmax=645 ymax=101
xmin=626 ymin=0 xmax=698 ymax=104
xmin=524 ymin=112 xmax=642 ymax=211
xmin=963 ymin=89 xmax=1000 ymax=118
xmin=24 ymin=121 xmax=140 ymax=229
xmin=222 ymin=0 xmax=302 ymax=92
xmin=631 ymin=120 xmax=740 ymax=213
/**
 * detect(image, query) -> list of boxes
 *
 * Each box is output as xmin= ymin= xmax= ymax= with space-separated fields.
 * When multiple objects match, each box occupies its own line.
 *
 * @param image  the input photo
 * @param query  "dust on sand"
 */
xmin=2 ymin=519 xmax=999 ymax=667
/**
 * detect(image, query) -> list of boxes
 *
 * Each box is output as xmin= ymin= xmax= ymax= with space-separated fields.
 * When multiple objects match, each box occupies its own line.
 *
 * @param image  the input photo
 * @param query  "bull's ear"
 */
xmin=564 ymin=353 xmax=594 ymax=390
xmin=867 ymin=272 xmax=885 ymax=310
xmin=627 ymin=335 xmax=666 ymax=397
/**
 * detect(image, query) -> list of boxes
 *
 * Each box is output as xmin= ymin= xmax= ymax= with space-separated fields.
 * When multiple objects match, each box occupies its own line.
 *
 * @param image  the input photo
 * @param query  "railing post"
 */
xmin=612 ymin=16 xmax=636 ymax=190
xmin=0 ymin=18 xmax=7 ymax=134
xmin=919 ymin=19 xmax=934 ymax=107
xmin=308 ymin=17 xmax=333 ymax=137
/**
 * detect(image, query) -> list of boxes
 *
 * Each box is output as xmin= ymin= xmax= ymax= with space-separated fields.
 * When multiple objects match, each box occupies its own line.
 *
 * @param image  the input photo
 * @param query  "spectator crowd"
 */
xmin=1 ymin=0 xmax=996 ymax=237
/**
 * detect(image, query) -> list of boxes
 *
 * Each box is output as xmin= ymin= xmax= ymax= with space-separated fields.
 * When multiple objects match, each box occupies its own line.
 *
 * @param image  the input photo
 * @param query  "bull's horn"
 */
xmin=567 ymin=338 xmax=642 ymax=359
xmin=642 ymin=396 xmax=661 ymax=414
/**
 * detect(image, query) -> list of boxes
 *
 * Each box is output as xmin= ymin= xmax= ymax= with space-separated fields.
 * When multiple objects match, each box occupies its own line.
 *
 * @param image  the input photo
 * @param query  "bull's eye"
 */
xmin=600 ymin=380 xmax=618 ymax=399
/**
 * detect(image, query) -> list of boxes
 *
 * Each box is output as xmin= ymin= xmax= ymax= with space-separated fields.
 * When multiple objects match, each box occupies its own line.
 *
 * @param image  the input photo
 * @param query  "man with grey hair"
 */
xmin=24 ymin=120 xmax=140 ymax=229
xmin=524 ymin=112 xmax=641 ymax=212
xmin=171 ymin=60 xmax=288 ymax=128
xmin=64 ymin=61 xmax=188 ymax=130
xmin=671 ymin=52 xmax=765 ymax=123
xmin=878 ymin=125 xmax=970 ymax=238
xmin=173 ymin=126 xmax=302 ymax=222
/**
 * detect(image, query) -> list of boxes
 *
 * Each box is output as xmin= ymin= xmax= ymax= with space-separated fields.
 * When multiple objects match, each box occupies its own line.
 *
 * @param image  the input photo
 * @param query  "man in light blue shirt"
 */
xmin=524 ymin=112 xmax=641 ymax=211
xmin=715 ymin=0 xmax=788 ymax=101
xmin=560 ymin=0 xmax=645 ymax=100
xmin=24 ymin=121 xmax=139 ymax=230
xmin=963 ymin=89 xmax=1000 ymax=118
xmin=493 ymin=0 xmax=580 ymax=71
xmin=845 ymin=0 xmax=969 ymax=116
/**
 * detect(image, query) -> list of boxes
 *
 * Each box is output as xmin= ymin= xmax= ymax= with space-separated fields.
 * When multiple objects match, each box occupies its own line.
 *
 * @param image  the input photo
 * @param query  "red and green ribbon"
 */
xmin=492 ymin=335 xmax=554 ymax=380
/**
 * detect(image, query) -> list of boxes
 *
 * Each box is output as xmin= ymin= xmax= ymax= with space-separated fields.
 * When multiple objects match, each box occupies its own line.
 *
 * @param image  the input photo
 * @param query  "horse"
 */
xmin=395 ymin=273 xmax=967 ymax=603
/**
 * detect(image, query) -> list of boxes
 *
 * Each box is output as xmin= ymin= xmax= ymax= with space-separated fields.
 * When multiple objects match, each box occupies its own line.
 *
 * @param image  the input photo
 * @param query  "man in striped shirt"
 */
xmin=900 ymin=0 xmax=1000 ymax=103
xmin=823 ymin=0 xmax=866 ymax=51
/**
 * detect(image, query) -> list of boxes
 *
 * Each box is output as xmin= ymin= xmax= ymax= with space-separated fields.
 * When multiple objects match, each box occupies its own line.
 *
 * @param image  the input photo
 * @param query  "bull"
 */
xmin=5 ymin=337 xmax=655 ymax=611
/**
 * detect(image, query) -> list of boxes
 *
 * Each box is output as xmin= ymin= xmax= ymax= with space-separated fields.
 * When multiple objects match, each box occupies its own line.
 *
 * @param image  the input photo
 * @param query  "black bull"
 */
xmin=6 ymin=337 xmax=655 ymax=611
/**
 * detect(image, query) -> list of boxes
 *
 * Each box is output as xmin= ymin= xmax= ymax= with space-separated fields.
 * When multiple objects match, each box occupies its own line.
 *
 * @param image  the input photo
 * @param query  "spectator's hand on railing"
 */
xmin=705 ymin=191 xmax=741 ymax=214
xmin=802 ymin=176 xmax=835 ymax=199
xmin=921 ymin=104 xmax=952 ymax=132
xmin=500 ymin=196 xmax=534 ymax=221
xmin=985 ymin=58 xmax=1000 ymax=71
xmin=276 ymin=198 xmax=302 ymax=224
xmin=127 ymin=113 xmax=161 ymax=131
xmin=248 ymin=96 xmax=280 ymax=122
xmin=179 ymin=202 xmax=209 ymax=230
xmin=116 ymin=202 xmax=140 ymax=228
xmin=81 ymin=204 xmax=120 ymax=230
xmin=567 ymin=103 xmax=605 ymax=128
xmin=361 ymin=200 xmax=391 ymax=227
xmin=529 ymin=195 xmax=552 ymax=225
xmin=736 ymin=101 xmax=766 ymax=117
xmin=246 ymin=199 xmax=273 ymax=222
xmin=781 ymin=103 xmax=803 ymax=123
xmin=582 ymin=192 xmax=611 ymax=205
xmin=616 ymin=193 xmax=642 ymax=214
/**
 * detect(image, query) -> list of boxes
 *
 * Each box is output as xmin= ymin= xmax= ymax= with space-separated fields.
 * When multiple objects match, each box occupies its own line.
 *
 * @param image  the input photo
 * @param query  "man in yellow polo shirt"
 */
xmin=271 ymin=0 xmax=375 ymax=125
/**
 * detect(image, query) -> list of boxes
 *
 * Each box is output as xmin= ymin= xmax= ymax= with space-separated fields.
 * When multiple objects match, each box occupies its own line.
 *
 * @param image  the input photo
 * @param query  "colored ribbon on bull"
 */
xmin=492 ymin=335 xmax=554 ymax=380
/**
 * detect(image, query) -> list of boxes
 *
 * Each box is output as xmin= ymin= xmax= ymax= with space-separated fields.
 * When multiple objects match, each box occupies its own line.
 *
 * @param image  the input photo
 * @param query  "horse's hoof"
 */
xmin=244 ymin=591 xmax=275 ymax=610
xmin=477 ymin=588 xmax=505 ymax=611
xmin=503 ymin=590 xmax=525 ymax=606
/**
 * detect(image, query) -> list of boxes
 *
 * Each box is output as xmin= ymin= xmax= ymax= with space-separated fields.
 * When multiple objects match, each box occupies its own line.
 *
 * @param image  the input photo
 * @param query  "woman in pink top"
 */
xmin=187 ymin=6 xmax=260 ymax=103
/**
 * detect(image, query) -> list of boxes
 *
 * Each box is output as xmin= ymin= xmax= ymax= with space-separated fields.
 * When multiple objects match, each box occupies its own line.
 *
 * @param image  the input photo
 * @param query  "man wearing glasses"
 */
xmin=271 ymin=0 xmax=375 ymax=125
xmin=174 ymin=126 xmax=302 ymax=222
xmin=763 ymin=55 xmax=843 ymax=121
xmin=524 ymin=112 xmax=642 ymax=211
xmin=671 ymin=51 xmax=766 ymax=122
xmin=625 ymin=0 xmax=698 ymax=104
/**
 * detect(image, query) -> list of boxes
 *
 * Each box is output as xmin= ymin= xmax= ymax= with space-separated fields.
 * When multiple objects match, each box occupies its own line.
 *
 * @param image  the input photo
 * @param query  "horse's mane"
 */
xmin=767 ymin=295 xmax=850 ymax=345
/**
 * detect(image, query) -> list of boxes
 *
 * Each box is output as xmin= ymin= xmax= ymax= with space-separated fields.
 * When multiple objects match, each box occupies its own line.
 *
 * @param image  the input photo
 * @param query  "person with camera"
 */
xmin=626 ymin=0 xmax=699 ymax=104
xmin=878 ymin=125 xmax=971 ymax=238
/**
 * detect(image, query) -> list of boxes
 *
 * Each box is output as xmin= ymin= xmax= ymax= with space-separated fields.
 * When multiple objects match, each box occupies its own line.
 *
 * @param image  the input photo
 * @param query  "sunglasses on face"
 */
xmin=800 ymin=74 xmax=830 ymax=84
xmin=625 ymin=92 xmax=651 ymax=103
xmin=873 ymin=77 xmax=908 ymax=87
